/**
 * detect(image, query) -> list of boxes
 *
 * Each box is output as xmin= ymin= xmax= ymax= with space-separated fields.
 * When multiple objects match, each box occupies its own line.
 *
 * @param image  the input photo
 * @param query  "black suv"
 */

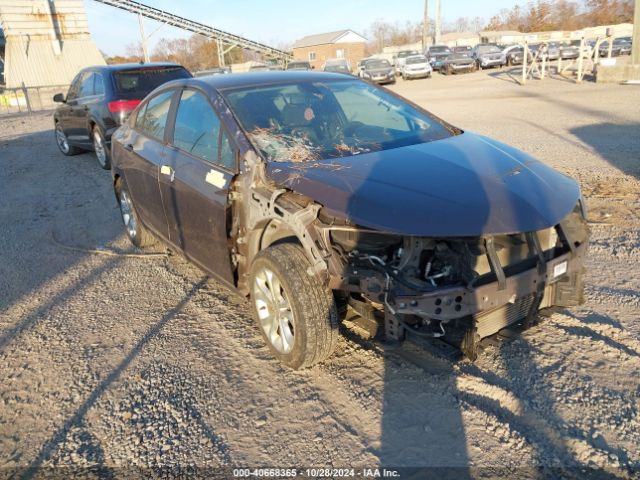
xmin=53 ymin=63 xmax=191 ymax=169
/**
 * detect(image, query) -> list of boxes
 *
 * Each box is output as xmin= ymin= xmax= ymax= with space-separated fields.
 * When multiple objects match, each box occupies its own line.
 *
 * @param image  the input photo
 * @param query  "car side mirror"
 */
xmin=53 ymin=93 xmax=66 ymax=103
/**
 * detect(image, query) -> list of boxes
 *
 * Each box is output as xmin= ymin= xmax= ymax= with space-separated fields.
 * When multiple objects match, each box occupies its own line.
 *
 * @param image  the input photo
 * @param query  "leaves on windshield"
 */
xmin=248 ymin=125 xmax=383 ymax=163
xmin=250 ymin=127 xmax=322 ymax=163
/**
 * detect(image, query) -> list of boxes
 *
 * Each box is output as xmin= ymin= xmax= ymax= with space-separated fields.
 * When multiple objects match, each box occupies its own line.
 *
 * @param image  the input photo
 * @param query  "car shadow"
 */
xmin=333 ymin=122 xmax=619 ymax=476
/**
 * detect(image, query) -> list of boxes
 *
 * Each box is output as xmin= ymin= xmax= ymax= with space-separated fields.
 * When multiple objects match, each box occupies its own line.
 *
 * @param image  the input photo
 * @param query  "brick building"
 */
xmin=292 ymin=29 xmax=368 ymax=70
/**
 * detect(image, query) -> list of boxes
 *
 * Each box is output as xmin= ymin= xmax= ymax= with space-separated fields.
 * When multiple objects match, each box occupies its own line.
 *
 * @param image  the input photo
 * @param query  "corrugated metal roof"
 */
xmin=4 ymin=37 xmax=105 ymax=88
xmin=0 ymin=0 xmax=91 ymax=39
xmin=1 ymin=1 xmax=105 ymax=88
xmin=293 ymin=29 xmax=365 ymax=49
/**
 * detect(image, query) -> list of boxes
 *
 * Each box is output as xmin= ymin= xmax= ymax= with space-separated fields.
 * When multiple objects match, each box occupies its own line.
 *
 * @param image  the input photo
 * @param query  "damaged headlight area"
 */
xmin=324 ymin=204 xmax=589 ymax=359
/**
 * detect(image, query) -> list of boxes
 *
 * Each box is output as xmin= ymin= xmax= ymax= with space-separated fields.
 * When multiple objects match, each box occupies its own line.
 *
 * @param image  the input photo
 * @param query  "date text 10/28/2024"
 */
xmin=233 ymin=468 xmax=400 ymax=478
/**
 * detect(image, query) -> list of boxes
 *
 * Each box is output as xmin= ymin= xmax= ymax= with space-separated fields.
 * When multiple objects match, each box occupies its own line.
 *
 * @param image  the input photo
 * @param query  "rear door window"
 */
xmin=136 ymin=90 xmax=174 ymax=140
xmin=78 ymin=72 xmax=95 ymax=98
xmin=94 ymin=73 xmax=105 ymax=96
xmin=114 ymin=67 xmax=191 ymax=96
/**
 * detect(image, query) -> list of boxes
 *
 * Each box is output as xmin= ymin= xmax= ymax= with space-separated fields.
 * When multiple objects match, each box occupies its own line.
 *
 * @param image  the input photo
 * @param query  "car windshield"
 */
xmin=113 ymin=67 xmax=190 ymax=94
xmin=449 ymin=53 xmax=470 ymax=60
xmin=477 ymin=46 xmax=501 ymax=53
xmin=366 ymin=60 xmax=391 ymax=69
xmin=406 ymin=56 xmax=427 ymax=64
xmin=223 ymin=80 xmax=454 ymax=163
xmin=430 ymin=46 xmax=450 ymax=53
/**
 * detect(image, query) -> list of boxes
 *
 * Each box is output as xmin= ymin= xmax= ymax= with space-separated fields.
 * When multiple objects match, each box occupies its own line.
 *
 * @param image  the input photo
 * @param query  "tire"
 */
xmin=250 ymin=243 xmax=339 ymax=369
xmin=115 ymin=179 xmax=156 ymax=248
xmin=92 ymin=126 xmax=111 ymax=170
xmin=54 ymin=122 xmax=82 ymax=156
xmin=402 ymin=74 xmax=406 ymax=80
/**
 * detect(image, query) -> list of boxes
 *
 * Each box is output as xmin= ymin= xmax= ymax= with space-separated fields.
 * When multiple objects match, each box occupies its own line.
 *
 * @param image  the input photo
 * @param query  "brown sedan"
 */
xmin=111 ymin=72 xmax=588 ymax=368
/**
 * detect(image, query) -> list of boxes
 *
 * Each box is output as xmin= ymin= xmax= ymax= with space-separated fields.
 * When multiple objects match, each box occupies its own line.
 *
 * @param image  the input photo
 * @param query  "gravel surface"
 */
xmin=1 ymin=68 xmax=639 ymax=478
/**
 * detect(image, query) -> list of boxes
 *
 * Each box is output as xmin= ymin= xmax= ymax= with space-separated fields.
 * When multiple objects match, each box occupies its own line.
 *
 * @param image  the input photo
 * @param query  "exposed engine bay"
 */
xmin=230 ymin=152 xmax=589 ymax=360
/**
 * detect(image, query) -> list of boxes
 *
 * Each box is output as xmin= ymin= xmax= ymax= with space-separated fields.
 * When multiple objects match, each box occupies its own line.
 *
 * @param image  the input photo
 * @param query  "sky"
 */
xmin=84 ymin=0 xmax=522 ymax=57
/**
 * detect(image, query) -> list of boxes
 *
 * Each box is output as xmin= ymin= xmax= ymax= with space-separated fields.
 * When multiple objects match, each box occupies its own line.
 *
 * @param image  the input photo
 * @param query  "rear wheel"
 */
xmin=92 ymin=126 xmax=111 ymax=170
xmin=116 ymin=179 xmax=156 ymax=248
xmin=55 ymin=123 xmax=82 ymax=156
xmin=250 ymin=243 xmax=339 ymax=369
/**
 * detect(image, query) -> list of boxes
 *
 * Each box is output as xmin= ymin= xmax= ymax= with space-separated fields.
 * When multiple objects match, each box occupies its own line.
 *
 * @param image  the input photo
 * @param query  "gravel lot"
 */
xmin=1 ymin=68 xmax=639 ymax=478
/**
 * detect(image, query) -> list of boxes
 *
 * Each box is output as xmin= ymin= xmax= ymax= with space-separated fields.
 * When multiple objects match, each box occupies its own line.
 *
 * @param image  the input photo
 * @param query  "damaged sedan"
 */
xmin=110 ymin=71 xmax=589 ymax=368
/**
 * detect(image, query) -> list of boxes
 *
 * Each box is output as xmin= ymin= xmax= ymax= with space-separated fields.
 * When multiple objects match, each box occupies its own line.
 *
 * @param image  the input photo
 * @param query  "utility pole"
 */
xmin=434 ymin=0 xmax=441 ymax=45
xmin=138 ymin=13 xmax=150 ymax=62
xmin=422 ymin=0 xmax=429 ymax=51
xmin=632 ymin=0 xmax=640 ymax=65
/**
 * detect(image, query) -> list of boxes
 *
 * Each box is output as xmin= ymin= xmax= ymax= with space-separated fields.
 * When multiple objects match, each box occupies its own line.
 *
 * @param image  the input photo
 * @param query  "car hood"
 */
xmin=265 ymin=132 xmax=580 ymax=236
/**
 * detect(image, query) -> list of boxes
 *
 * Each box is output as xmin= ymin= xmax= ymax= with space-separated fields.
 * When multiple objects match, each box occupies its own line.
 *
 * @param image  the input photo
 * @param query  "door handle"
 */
xmin=160 ymin=165 xmax=175 ymax=182
xmin=124 ymin=143 xmax=134 ymax=152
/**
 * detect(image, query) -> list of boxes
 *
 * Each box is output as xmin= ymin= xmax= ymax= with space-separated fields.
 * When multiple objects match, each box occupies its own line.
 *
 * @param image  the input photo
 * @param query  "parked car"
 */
xmin=361 ymin=58 xmax=396 ymax=84
xmin=400 ymin=55 xmax=432 ymax=80
xmin=546 ymin=43 xmax=560 ymax=61
xmin=441 ymin=52 xmax=476 ymax=74
xmin=249 ymin=64 xmax=270 ymax=72
xmin=502 ymin=45 xmax=525 ymax=66
xmin=472 ymin=44 xmax=505 ymax=69
xmin=194 ymin=67 xmax=231 ymax=77
xmin=598 ymin=41 xmax=623 ymax=57
xmin=393 ymin=50 xmax=421 ymax=75
xmin=613 ymin=38 xmax=632 ymax=55
xmin=356 ymin=58 xmax=379 ymax=77
xmin=558 ymin=43 xmax=580 ymax=60
xmin=452 ymin=46 xmax=472 ymax=54
xmin=110 ymin=71 xmax=589 ymax=367
xmin=53 ymin=63 xmax=191 ymax=169
xmin=426 ymin=45 xmax=452 ymax=71
xmin=323 ymin=58 xmax=352 ymax=74
xmin=286 ymin=61 xmax=312 ymax=71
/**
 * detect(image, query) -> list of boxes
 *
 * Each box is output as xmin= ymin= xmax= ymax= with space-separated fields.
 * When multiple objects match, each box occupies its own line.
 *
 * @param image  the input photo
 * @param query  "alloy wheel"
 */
xmin=252 ymin=267 xmax=295 ymax=354
xmin=119 ymin=190 xmax=138 ymax=240
xmin=93 ymin=130 xmax=107 ymax=168
xmin=55 ymin=125 xmax=69 ymax=154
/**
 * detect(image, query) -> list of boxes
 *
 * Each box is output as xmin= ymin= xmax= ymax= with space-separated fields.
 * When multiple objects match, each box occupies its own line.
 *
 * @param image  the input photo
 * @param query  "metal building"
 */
xmin=0 ymin=0 xmax=105 ymax=88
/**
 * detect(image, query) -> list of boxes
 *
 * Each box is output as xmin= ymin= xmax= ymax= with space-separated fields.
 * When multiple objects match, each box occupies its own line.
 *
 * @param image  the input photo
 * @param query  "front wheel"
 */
xmin=250 ymin=244 xmax=339 ymax=369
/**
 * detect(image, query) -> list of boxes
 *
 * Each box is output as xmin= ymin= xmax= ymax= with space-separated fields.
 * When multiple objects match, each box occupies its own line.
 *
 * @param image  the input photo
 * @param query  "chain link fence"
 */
xmin=0 ymin=83 xmax=69 ymax=116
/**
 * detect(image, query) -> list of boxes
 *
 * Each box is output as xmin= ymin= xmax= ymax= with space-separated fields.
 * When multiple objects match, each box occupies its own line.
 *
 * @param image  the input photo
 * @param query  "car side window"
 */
xmin=173 ymin=90 xmax=224 ymax=165
xmin=66 ymin=73 xmax=84 ymax=101
xmin=94 ymin=73 xmax=105 ymax=96
xmin=137 ymin=90 xmax=174 ymax=140
xmin=79 ymin=72 xmax=95 ymax=98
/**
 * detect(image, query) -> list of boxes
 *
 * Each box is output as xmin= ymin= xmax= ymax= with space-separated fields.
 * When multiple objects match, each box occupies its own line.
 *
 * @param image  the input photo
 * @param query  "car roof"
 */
xmin=161 ymin=71 xmax=356 ymax=94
